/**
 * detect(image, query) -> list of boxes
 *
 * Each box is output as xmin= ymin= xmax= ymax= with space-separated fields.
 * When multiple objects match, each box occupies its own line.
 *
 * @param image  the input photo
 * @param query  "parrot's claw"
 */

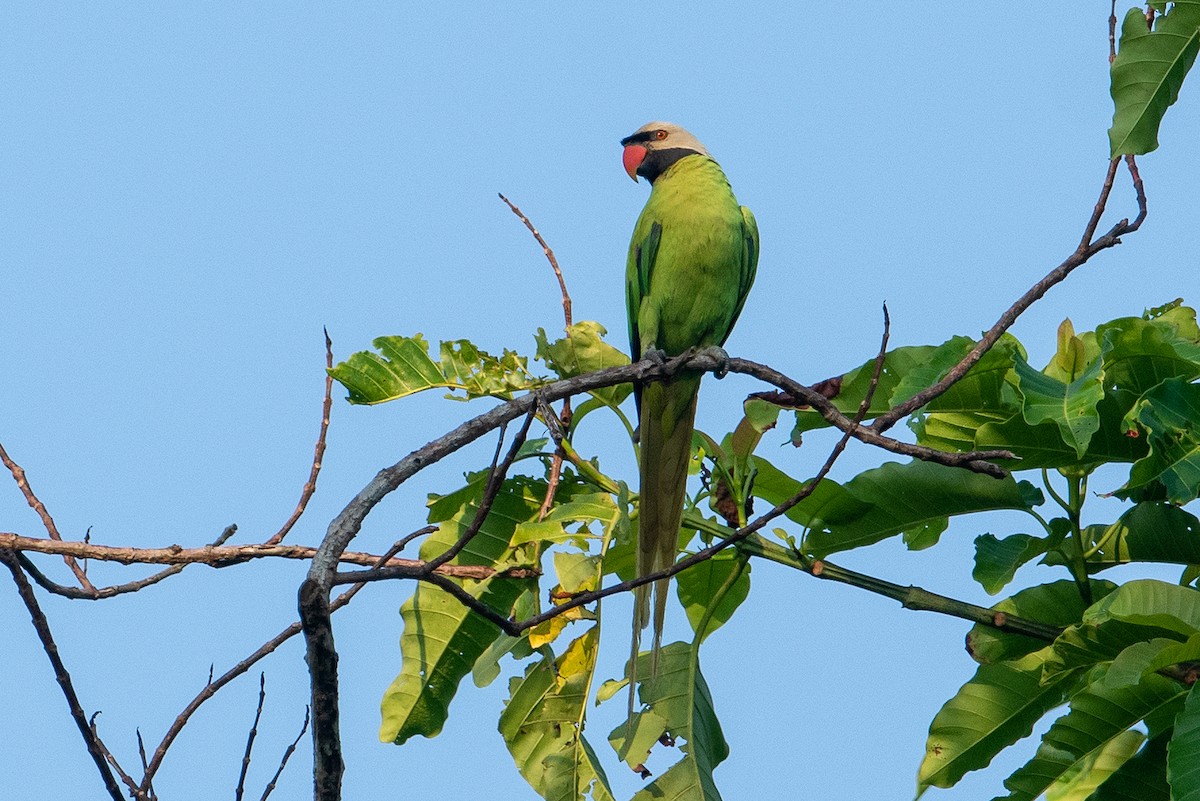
xmin=641 ymin=347 xmax=668 ymax=366
xmin=703 ymin=346 xmax=731 ymax=379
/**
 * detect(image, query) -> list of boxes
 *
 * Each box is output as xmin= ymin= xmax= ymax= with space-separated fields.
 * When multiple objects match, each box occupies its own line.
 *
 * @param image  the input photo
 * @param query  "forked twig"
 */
xmin=0 ymin=441 xmax=97 ymax=594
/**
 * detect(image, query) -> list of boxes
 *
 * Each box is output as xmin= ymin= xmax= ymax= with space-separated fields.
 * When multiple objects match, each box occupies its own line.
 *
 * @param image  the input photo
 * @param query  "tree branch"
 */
xmin=869 ymin=156 xmax=1147 ymax=433
xmin=266 ymin=330 xmax=334 ymax=546
xmin=0 ymin=441 xmax=97 ymax=594
xmin=0 ymin=549 xmax=125 ymax=800
xmin=1 ymin=533 xmax=519 ymax=580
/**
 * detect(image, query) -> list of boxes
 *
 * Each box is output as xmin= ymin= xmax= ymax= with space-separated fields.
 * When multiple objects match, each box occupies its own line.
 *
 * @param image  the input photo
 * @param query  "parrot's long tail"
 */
xmin=629 ymin=373 xmax=699 ymax=716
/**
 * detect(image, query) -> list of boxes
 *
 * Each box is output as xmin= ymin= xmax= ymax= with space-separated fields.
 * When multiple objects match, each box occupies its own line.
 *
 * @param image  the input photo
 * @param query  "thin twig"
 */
xmin=235 ymin=674 xmax=267 ymax=801
xmin=1109 ymin=0 xmax=1118 ymax=64
xmin=498 ymin=193 xmax=572 ymax=327
xmin=869 ymin=157 xmax=1145 ymax=433
xmin=499 ymin=193 xmax=575 ymax=520
xmin=89 ymin=713 xmax=143 ymax=799
xmin=260 ymin=706 xmax=310 ymax=801
xmin=136 ymin=729 xmax=155 ymax=800
xmin=266 ymin=331 xmax=334 ymax=545
xmin=0 ymin=441 xmax=97 ymax=594
xmin=0 ymin=550 xmax=124 ymax=800
xmin=423 ymin=409 xmax=535 ymax=573
xmin=1 ymin=533 xmax=515 ymax=579
xmin=138 ymin=533 xmax=418 ymax=794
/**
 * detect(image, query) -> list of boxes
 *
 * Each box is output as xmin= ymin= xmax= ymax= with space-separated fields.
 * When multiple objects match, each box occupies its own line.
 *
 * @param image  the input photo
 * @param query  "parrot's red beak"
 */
xmin=622 ymin=144 xmax=647 ymax=182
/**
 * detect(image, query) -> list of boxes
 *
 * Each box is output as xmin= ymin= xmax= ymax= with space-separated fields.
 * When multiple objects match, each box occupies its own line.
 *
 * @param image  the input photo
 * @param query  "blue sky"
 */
xmin=3 ymin=4 xmax=1198 ymax=799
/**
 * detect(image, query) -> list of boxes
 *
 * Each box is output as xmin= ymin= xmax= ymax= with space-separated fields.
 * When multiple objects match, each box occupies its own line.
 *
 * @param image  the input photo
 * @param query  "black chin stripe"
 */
xmin=637 ymin=147 xmax=701 ymax=184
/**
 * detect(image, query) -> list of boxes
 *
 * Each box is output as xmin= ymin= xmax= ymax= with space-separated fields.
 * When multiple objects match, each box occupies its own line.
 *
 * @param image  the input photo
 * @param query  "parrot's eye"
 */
xmin=654 ymin=129 xmax=668 ymax=141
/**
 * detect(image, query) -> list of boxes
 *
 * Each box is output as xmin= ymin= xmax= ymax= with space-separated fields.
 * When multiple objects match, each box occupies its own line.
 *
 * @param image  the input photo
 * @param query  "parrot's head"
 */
xmin=620 ymin=122 xmax=710 ymax=184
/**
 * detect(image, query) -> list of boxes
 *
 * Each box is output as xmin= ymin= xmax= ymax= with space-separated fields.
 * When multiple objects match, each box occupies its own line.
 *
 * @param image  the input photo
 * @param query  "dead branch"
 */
xmin=869 ymin=155 xmax=1146 ymax=433
xmin=260 ymin=705 xmax=310 ymax=801
xmin=235 ymin=673 xmax=267 ymax=801
xmin=0 ymin=549 xmax=125 ymax=800
xmin=498 ymin=193 xmax=575 ymax=520
xmin=1 ymin=441 xmax=97 ymax=594
xmin=1 ymin=533 xmax=530 ymax=580
xmin=266 ymin=331 xmax=334 ymax=545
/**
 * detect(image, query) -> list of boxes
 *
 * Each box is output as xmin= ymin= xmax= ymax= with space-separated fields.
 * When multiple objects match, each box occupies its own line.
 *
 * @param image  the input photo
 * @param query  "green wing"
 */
xmin=625 ymin=220 xmax=662 ymax=363
xmin=722 ymin=205 xmax=758 ymax=345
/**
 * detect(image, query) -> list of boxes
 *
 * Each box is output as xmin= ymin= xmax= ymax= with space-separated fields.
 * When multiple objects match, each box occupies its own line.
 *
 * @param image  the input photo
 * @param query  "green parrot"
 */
xmin=621 ymin=121 xmax=759 ymax=673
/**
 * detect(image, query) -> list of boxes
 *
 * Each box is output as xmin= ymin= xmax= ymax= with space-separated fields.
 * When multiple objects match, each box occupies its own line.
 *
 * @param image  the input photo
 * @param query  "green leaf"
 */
xmin=1102 ymin=639 xmax=1181 ymax=690
xmin=1044 ymin=620 xmax=1184 ymax=684
xmin=1089 ymin=732 xmax=1170 ymax=801
xmin=790 ymin=343 xmax=945 ymax=435
xmin=1044 ymin=729 xmax=1143 ymax=801
xmin=967 ymin=580 xmax=1116 ymax=665
xmin=1146 ymin=631 xmax=1200 ymax=675
xmin=553 ymin=551 xmax=600 ymax=594
xmin=1094 ymin=502 xmax=1200 ymax=568
xmin=1085 ymin=578 xmax=1200 ymax=637
xmin=1119 ymin=378 xmax=1200 ymax=504
xmin=972 ymin=533 xmax=1050 ymax=595
xmin=1012 ymin=352 xmax=1104 ymax=459
xmin=1043 ymin=319 xmax=1101 ymax=385
xmin=895 ymin=335 xmax=1023 ymax=417
xmin=916 ymin=396 xmax=1146 ymax=472
xmin=473 ymin=590 xmax=538 ymax=688
xmin=535 ymin=321 xmax=631 ymax=407
xmin=608 ymin=643 xmax=728 ymax=801
xmin=1168 ymin=683 xmax=1200 ymax=799
xmin=804 ymin=460 xmax=1041 ymax=556
xmin=748 ymin=456 xmax=870 ymax=531
xmin=1098 ymin=314 xmax=1200 ymax=402
xmin=1109 ymin=2 xmax=1200 ymax=156
xmin=499 ymin=628 xmax=616 ymax=801
xmin=512 ymin=491 xmax=623 ymax=547
xmin=380 ymin=478 xmax=543 ymax=744
xmin=998 ymin=672 xmax=1188 ymax=800
xmin=917 ymin=648 xmax=1079 ymax=794
xmin=676 ymin=552 xmax=751 ymax=642
xmin=330 ymin=334 xmax=538 ymax=404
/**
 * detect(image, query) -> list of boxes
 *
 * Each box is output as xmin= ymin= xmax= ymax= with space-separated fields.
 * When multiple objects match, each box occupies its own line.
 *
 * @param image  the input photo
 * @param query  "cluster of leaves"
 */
xmin=796 ymin=301 xmax=1200 ymax=800
xmin=319 ymin=8 xmax=1200 ymax=798
xmin=330 ymin=298 xmax=1200 ymax=800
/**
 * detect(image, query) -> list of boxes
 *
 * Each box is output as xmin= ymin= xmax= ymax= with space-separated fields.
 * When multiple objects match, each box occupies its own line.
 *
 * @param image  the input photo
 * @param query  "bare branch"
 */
xmin=260 ymin=705 xmax=310 ymax=801
xmin=266 ymin=331 xmax=334 ymax=546
xmin=235 ymin=674 xmax=267 ymax=801
xmin=499 ymin=193 xmax=576 ymax=521
xmin=16 ymin=525 xmax=238 ymax=600
xmin=138 ymin=531 xmax=421 ymax=795
xmin=0 ymin=549 xmax=124 ymax=800
xmin=1 ymin=533 xmax=517 ymax=580
xmin=0 ymin=441 xmax=97 ymax=594
xmin=499 ymin=193 xmax=573 ymax=328
xmin=870 ymin=157 xmax=1146 ymax=433
xmin=423 ymin=408 xmax=535 ymax=573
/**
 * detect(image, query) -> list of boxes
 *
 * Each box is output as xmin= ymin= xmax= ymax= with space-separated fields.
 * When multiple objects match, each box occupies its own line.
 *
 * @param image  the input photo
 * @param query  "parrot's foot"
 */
xmin=702 ymin=346 xmax=731 ymax=378
xmin=640 ymin=347 xmax=668 ymax=366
